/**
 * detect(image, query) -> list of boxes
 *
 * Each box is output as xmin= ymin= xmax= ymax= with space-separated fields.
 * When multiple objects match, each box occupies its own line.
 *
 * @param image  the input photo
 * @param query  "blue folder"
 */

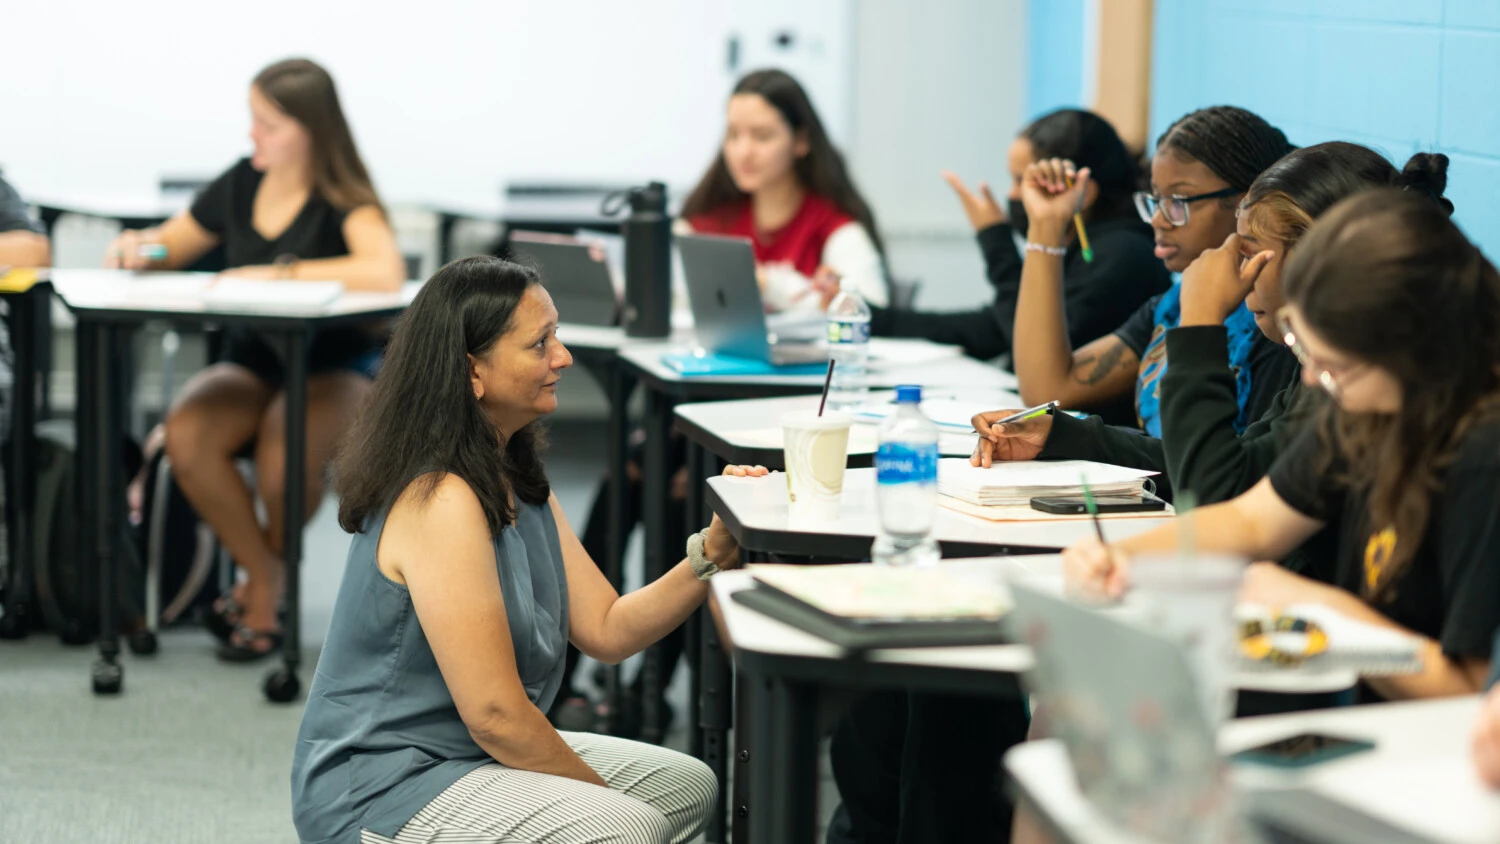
xmin=661 ymin=351 xmax=829 ymax=377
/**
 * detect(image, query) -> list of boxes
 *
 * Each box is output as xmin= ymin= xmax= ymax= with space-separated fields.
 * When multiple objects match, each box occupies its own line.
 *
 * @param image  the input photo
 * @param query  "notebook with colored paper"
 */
xmin=660 ymin=351 xmax=828 ymax=377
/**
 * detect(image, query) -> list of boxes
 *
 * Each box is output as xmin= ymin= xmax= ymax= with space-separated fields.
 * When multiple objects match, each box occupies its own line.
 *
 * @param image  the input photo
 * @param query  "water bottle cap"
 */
xmin=894 ymin=385 xmax=921 ymax=404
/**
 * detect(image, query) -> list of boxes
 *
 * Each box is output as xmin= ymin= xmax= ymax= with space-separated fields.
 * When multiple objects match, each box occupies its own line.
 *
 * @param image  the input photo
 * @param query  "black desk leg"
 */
xmin=638 ymin=384 xmax=674 ymax=744
xmin=751 ymin=675 xmax=819 ymax=844
xmin=602 ymin=362 xmax=635 ymax=735
xmin=264 ymin=330 xmax=308 ymax=703
xmin=90 ymin=323 xmax=123 ymax=695
xmin=0 ymin=287 xmax=39 ymax=638
xmin=685 ymin=441 xmax=706 ymax=759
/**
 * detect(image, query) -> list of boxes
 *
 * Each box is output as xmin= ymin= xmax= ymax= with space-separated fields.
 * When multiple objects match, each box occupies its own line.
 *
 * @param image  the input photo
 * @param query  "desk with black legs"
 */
xmin=617 ymin=340 xmax=1005 ymax=740
xmin=51 ymin=270 xmax=417 ymax=701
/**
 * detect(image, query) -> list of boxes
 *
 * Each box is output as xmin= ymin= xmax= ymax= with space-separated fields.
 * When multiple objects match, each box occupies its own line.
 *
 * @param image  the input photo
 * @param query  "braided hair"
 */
xmin=1155 ymin=106 xmax=1294 ymax=193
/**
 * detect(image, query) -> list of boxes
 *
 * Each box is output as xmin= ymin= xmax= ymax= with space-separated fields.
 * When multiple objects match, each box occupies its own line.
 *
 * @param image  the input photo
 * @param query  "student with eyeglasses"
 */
xmin=868 ymin=109 xmax=1170 ymax=382
xmin=1065 ymin=189 xmax=1500 ymax=704
xmin=970 ymin=144 xmax=1454 ymax=517
xmin=1006 ymin=106 xmax=1298 ymax=437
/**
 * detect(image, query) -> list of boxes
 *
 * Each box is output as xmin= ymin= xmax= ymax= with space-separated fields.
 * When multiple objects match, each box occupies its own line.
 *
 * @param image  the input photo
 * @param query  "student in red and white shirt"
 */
xmin=678 ymin=68 xmax=887 ymax=314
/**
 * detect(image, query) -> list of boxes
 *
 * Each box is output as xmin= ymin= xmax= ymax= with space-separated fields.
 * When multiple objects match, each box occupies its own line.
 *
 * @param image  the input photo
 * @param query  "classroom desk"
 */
xmin=52 ymin=271 xmax=417 ymax=702
xmin=0 ymin=272 xmax=53 ymax=638
xmin=711 ymin=557 xmax=1366 ymax=844
xmin=617 ymin=339 xmax=1001 ymax=748
xmin=705 ymin=468 xmax=1176 ymax=560
xmin=1006 ymin=696 xmax=1500 ymax=844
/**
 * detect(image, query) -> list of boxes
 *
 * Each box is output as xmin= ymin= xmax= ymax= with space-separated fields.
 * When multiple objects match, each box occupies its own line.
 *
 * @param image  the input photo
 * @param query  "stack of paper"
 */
xmin=202 ymin=279 xmax=344 ymax=313
xmin=937 ymin=458 xmax=1158 ymax=507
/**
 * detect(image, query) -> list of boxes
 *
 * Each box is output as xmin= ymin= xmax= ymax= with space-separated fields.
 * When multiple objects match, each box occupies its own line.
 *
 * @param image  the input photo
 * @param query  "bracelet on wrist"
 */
xmin=1024 ymin=242 xmax=1067 ymax=257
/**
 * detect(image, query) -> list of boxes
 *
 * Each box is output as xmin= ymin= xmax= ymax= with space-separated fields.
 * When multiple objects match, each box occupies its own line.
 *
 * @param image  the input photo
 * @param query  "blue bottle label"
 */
xmin=827 ymin=319 xmax=871 ymax=345
xmin=876 ymin=443 xmax=939 ymax=484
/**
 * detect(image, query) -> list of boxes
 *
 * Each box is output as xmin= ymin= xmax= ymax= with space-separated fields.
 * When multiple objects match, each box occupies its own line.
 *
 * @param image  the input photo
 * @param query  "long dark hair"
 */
xmin=681 ymin=68 xmax=884 ymax=256
xmin=1155 ymin=106 xmax=1293 ymax=195
xmin=253 ymin=58 xmax=384 ymax=215
xmin=1239 ymin=144 xmax=1452 ymax=250
xmin=336 ymin=257 xmax=550 ymax=536
xmin=1021 ymin=109 xmax=1140 ymax=222
xmin=1283 ymin=188 xmax=1498 ymax=601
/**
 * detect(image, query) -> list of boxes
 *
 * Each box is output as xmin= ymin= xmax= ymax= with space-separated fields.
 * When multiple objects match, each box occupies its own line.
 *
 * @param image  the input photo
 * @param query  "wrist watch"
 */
xmin=686 ymin=530 xmax=721 ymax=581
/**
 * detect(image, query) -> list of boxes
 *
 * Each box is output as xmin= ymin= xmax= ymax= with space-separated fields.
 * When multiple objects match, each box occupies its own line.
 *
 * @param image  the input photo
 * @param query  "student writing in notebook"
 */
xmin=105 ymin=58 xmax=405 ymax=660
xmin=1009 ymin=106 xmax=1298 ymax=435
xmin=0 ymin=173 xmax=50 ymax=267
xmin=971 ymin=145 xmax=1455 ymax=522
xmin=869 ymin=109 xmax=1170 ymax=382
xmin=1065 ymin=190 xmax=1500 ymax=702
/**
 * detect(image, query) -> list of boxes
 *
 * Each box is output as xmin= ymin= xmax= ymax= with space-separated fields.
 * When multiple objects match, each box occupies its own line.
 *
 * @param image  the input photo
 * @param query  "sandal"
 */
xmin=204 ymin=592 xmax=244 ymax=643
xmin=215 ymin=625 xmax=282 ymax=663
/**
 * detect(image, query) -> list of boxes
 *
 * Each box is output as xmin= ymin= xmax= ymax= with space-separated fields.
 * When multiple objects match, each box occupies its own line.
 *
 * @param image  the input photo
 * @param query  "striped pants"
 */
xmin=360 ymin=732 xmax=717 ymax=844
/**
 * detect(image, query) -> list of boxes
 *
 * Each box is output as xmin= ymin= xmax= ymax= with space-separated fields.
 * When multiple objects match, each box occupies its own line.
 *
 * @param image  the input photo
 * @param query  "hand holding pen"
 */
xmin=968 ymin=400 xmax=1059 ymax=467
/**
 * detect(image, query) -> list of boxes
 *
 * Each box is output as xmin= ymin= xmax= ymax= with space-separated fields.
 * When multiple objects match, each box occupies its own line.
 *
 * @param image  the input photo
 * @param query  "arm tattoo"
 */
xmin=1073 ymin=341 xmax=1130 ymax=386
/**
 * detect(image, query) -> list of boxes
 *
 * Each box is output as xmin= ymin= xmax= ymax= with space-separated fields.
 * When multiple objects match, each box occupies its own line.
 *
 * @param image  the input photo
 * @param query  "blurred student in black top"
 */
xmin=105 ymin=59 xmax=404 ymax=660
xmin=870 ymin=110 xmax=1170 ymax=377
xmin=1066 ymin=189 xmax=1500 ymax=702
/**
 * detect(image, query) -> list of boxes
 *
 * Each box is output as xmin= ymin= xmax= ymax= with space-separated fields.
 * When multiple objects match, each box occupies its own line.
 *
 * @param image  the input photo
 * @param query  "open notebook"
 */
xmin=938 ymin=458 xmax=1158 ymax=507
xmin=1235 ymin=602 xmax=1423 ymax=676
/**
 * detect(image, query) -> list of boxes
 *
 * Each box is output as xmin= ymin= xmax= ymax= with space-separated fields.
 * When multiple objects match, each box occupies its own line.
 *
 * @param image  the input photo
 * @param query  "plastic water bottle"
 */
xmin=873 ymin=385 xmax=940 ymax=567
xmin=825 ymin=283 xmax=871 ymax=411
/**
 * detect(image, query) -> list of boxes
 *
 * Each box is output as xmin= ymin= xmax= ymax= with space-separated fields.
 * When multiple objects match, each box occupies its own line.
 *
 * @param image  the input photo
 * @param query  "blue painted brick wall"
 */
xmin=1026 ymin=0 xmax=1088 ymax=119
xmin=1150 ymin=0 xmax=1500 ymax=258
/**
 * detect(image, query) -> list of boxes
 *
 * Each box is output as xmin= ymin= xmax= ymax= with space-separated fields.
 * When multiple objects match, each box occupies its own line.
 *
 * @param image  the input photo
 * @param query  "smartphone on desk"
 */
xmin=1232 ymin=733 xmax=1376 ymax=769
xmin=1029 ymin=494 xmax=1167 ymax=515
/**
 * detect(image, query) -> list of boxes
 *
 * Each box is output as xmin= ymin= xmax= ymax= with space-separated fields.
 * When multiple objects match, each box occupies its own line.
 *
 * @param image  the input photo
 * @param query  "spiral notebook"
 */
xmin=1235 ymin=603 xmax=1423 ymax=676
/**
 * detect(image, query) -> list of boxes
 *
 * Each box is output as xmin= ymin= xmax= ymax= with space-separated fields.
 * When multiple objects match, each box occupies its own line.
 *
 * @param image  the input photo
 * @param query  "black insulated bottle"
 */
xmin=618 ymin=182 xmax=671 ymax=338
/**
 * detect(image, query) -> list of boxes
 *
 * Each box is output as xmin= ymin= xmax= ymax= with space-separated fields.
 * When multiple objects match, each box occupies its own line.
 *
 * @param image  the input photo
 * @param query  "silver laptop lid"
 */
xmin=676 ymin=233 xmax=777 ymax=361
xmin=510 ymin=232 xmax=620 ymax=327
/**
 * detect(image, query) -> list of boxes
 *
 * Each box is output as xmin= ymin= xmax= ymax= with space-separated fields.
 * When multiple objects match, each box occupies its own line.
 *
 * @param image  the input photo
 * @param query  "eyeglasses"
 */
xmin=1133 ymin=187 xmax=1241 ymax=227
xmin=1274 ymin=306 xmax=1368 ymax=398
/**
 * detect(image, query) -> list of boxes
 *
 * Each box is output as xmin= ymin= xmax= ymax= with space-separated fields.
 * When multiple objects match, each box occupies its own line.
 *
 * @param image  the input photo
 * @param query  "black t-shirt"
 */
xmin=1268 ymin=420 xmax=1500 ymax=660
xmin=190 ymin=158 xmax=351 ymax=268
xmin=1112 ymin=293 xmax=1163 ymax=358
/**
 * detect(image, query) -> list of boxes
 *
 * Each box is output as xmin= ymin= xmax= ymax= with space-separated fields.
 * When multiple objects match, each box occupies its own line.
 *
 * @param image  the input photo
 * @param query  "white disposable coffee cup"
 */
xmin=780 ymin=410 xmax=853 ymax=522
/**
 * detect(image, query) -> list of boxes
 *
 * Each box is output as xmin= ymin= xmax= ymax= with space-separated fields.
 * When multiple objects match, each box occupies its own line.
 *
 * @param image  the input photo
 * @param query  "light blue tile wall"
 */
xmin=1146 ymin=0 xmax=1500 ymax=257
xmin=1025 ymin=0 xmax=1087 ymax=119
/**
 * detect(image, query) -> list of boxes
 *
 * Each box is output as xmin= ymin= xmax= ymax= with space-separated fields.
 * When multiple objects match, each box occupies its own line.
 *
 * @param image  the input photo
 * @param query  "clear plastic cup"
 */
xmin=780 ymin=410 xmax=852 ymax=522
xmin=1125 ymin=553 xmax=1247 ymax=724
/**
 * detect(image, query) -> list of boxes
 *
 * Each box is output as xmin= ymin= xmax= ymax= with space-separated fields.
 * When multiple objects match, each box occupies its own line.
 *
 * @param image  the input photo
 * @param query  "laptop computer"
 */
xmin=676 ymin=233 xmax=826 ymax=366
xmin=1005 ymin=582 xmax=1432 ymax=844
xmin=510 ymin=232 xmax=620 ymax=327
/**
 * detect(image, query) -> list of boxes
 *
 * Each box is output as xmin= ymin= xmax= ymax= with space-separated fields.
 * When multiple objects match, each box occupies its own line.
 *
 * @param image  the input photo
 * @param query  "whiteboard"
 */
xmin=1 ymin=0 xmax=853 ymax=212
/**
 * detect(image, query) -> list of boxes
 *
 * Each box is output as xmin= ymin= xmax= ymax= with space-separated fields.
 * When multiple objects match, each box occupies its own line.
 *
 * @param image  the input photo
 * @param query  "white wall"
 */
xmin=1 ymin=0 xmax=853 ymax=212
xmin=848 ymin=0 xmax=1027 ymax=312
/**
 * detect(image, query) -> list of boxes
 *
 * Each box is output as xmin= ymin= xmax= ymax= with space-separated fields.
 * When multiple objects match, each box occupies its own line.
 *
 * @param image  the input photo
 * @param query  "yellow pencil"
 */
xmin=1068 ymin=175 xmax=1093 ymax=263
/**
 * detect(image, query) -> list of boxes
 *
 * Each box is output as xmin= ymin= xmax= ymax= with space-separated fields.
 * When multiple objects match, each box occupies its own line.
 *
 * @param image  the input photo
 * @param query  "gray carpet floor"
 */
xmin=0 ymin=422 xmax=839 ymax=844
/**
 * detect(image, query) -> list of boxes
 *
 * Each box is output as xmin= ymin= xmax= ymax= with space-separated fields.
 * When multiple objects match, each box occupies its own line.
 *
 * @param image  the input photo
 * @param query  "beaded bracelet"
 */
xmin=1239 ymin=615 xmax=1329 ymax=665
xmin=1024 ymin=242 xmax=1067 ymax=257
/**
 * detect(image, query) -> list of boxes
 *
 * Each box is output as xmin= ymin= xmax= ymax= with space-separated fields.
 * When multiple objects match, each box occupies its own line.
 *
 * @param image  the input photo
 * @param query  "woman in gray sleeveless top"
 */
xmin=291 ymin=257 xmax=768 ymax=844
